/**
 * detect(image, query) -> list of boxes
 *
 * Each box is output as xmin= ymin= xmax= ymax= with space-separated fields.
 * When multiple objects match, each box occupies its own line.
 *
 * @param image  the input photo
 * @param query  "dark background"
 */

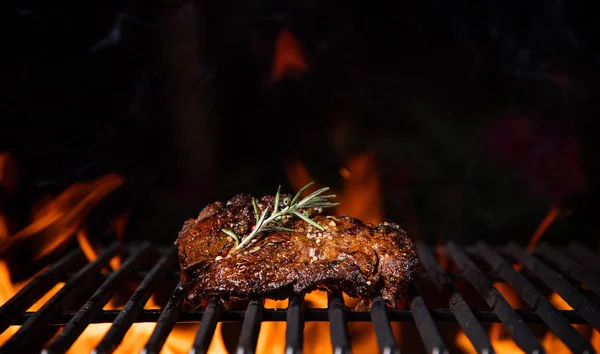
xmin=2 ymin=0 xmax=599 ymax=248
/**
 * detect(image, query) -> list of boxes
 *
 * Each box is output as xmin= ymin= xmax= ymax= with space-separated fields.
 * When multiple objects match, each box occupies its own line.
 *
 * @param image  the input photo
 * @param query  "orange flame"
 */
xmin=0 ymin=215 xmax=197 ymax=353
xmin=0 ymin=173 xmax=124 ymax=260
xmin=283 ymin=149 xmax=386 ymax=352
xmin=285 ymin=149 xmax=384 ymax=224
xmin=527 ymin=204 xmax=562 ymax=252
xmin=270 ymin=29 xmax=308 ymax=82
xmin=59 ymin=293 xmax=198 ymax=354
xmin=0 ymin=155 xmax=200 ymax=353
xmin=76 ymin=229 xmax=120 ymax=271
xmin=0 ymin=261 xmax=66 ymax=346
xmin=334 ymin=150 xmax=385 ymax=225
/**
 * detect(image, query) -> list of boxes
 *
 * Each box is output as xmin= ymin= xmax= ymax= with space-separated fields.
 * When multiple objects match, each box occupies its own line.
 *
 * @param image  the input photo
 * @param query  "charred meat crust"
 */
xmin=176 ymin=194 xmax=418 ymax=308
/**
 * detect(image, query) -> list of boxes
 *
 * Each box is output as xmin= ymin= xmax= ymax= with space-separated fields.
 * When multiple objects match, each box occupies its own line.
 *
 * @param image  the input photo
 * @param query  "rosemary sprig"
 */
xmin=221 ymin=229 xmax=239 ymax=245
xmin=221 ymin=182 xmax=339 ymax=251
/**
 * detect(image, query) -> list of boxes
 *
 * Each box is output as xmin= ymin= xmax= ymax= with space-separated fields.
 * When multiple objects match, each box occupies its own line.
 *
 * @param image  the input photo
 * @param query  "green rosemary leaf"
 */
xmin=291 ymin=181 xmax=315 ymax=205
xmin=256 ymin=208 xmax=268 ymax=228
xmin=316 ymin=194 xmax=337 ymax=199
xmin=292 ymin=210 xmax=325 ymax=231
xmin=252 ymin=197 xmax=259 ymax=224
xmin=296 ymin=187 xmax=331 ymax=208
xmin=262 ymin=226 xmax=295 ymax=232
xmin=235 ymin=208 xmax=269 ymax=250
xmin=221 ymin=229 xmax=239 ymax=245
xmin=229 ymin=182 xmax=339 ymax=252
xmin=273 ymin=185 xmax=281 ymax=214
xmin=304 ymin=202 xmax=340 ymax=208
xmin=303 ymin=197 xmax=336 ymax=204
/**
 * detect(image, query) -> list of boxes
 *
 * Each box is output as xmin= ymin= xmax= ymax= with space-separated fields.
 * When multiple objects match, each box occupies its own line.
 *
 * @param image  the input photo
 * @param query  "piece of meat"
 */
xmin=176 ymin=193 xmax=418 ymax=309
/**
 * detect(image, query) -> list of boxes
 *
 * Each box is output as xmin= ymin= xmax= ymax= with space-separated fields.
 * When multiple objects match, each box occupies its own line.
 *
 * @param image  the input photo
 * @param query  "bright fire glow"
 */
xmin=0 ymin=173 xmax=124 ymax=260
xmin=0 ymin=211 xmax=199 ymax=353
xmin=283 ymin=150 xmax=386 ymax=351
xmin=0 ymin=159 xmax=207 ymax=354
xmin=285 ymin=149 xmax=384 ymax=225
xmin=0 ymin=260 xmax=66 ymax=346
xmin=455 ymin=289 xmax=600 ymax=353
xmin=2 ymin=144 xmax=598 ymax=353
xmin=76 ymin=229 xmax=120 ymax=272
xmin=67 ymin=296 xmax=198 ymax=354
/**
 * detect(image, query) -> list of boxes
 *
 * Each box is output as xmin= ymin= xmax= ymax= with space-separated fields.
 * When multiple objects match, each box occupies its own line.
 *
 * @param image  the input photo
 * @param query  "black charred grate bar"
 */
xmin=0 ymin=242 xmax=598 ymax=353
xmin=191 ymin=297 xmax=221 ymax=354
xmin=475 ymin=242 xmax=593 ymax=353
xmin=369 ymin=297 xmax=399 ymax=354
xmin=417 ymin=242 xmax=494 ymax=353
xmin=446 ymin=242 xmax=545 ymax=353
xmin=142 ymin=283 xmax=185 ymax=354
xmin=285 ymin=295 xmax=304 ymax=354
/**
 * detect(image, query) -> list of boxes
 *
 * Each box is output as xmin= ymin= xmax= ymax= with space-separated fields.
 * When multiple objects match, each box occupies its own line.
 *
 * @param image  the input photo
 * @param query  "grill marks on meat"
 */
xmin=176 ymin=194 xmax=418 ymax=308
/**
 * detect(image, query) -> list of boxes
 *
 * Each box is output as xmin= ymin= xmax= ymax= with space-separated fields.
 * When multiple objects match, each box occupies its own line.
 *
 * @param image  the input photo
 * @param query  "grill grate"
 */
xmin=0 ymin=241 xmax=598 ymax=354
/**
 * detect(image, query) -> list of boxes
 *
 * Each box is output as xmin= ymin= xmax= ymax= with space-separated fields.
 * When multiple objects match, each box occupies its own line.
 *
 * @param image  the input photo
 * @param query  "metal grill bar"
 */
xmin=446 ymin=242 xmax=545 ymax=353
xmin=2 ymin=242 xmax=598 ymax=353
xmin=236 ymin=298 xmax=264 ymax=354
xmin=0 ymin=243 xmax=119 ymax=353
xmin=416 ymin=242 xmax=494 ymax=354
xmin=536 ymin=242 xmax=600 ymax=297
xmin=506 ymin=242 xmax=600 ymax=331
xmin=8 ymin=306 xmax=592 ymax=324
xmin=0 ymin=248 xmax=83 ymax=334
xmin=369 ymin=298 xmax=399 ymax=354
xmin=285 ymin=295 xmax=304 ymax=354
xmin=567 ymin=242 xmax=600 ymax=274
xmin=93 ymin=247 xmax=177 ymax=354
xmin=190 ymin=298 xmax=221 ymax=354
xmin=474 ymin=242 xmax=594 ymax=354
xmin=43 ymin=243 xmax=151 ymax=354
xmin=328 ymin=293 xmax=351 ymax=354
xmin=142 ymin=283 xmax=185 ymax=354
xmin=411 ymin=296 xmax=448 ymax=354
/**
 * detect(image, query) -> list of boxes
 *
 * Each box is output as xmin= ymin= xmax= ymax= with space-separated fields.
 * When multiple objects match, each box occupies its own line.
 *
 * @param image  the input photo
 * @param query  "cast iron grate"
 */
xmin=0 ymin=241 xmax=598 ymax=354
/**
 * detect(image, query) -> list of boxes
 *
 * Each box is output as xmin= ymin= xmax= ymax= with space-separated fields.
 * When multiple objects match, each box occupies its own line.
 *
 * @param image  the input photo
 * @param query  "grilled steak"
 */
xmin=176 ymin=193 xmax=418 ymax=308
